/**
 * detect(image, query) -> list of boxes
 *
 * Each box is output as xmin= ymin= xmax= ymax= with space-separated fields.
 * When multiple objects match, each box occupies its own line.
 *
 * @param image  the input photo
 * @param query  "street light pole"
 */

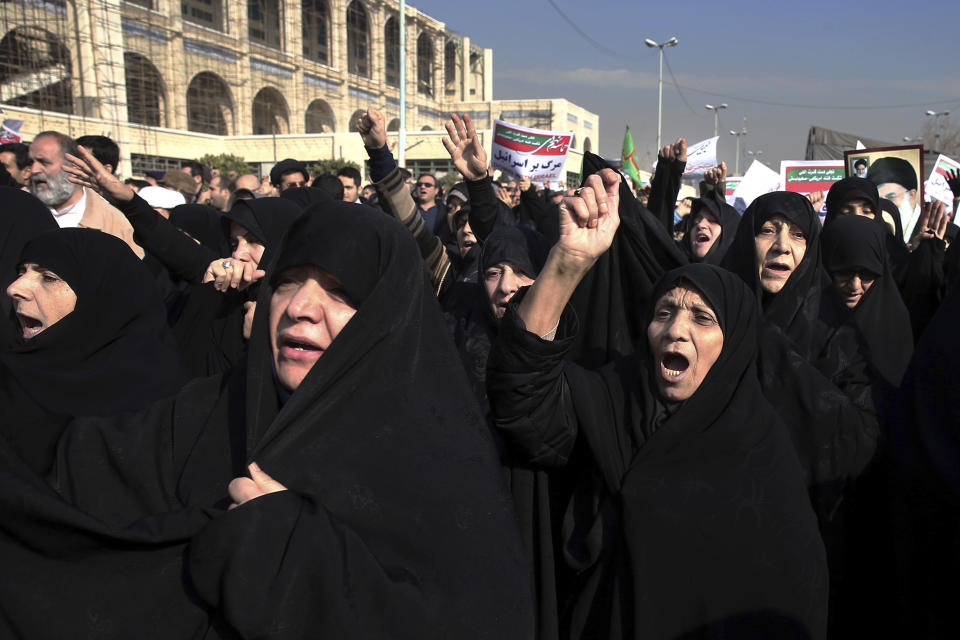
xmin=705 ymin=103 xmax=727 ymax=137
xmin=729 ymin=128 xmax=747 ymax=175
xmin=645 ymin=36 xmax=678 ymax=150
xmin=925 ymin=109 xmax=950 ymax=152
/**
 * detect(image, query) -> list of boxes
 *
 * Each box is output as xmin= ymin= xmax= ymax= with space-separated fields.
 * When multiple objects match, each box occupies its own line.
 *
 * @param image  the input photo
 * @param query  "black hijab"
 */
xmin=0 ymin=228 xmax=188 ymax=472
xmin=679 ymin=194 xmax=741 ymax=264
xmin=821 ymin=215 xmax=912 ymax=387
xmin=168 ymin=203 xmax=228 ymax=255
xmin=221 ymin=196 xmax=301 ymax=247
xmin=0 ymin=187 xmax=58 ymax=347
xmin=556 ymin=264 xmax=828 ymax=639
xmin=824 ymin=177 xmax=879 ymax=227
xmin=188 ymin=201 xmax=535 ymax=638
xmin=0 ymin=202 xmax=534 ymax=639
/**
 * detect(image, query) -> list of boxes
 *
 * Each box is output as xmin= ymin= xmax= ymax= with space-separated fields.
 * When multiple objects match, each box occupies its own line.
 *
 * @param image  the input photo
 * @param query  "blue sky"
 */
xmin=411 ymin=0 xmax=959 ymax=175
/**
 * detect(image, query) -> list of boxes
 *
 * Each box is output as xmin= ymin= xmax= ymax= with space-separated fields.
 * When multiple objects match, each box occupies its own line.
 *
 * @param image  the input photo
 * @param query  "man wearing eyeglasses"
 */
xmin=270 ymin=158 xmax=310 ymax=193
xmin=415 ymin=173 xmax=442 ymax=233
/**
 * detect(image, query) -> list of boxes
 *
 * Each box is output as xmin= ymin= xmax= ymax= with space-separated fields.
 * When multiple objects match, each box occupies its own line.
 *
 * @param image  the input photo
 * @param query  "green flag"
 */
xmin=621 ymin=125 xmax=643 ymax=188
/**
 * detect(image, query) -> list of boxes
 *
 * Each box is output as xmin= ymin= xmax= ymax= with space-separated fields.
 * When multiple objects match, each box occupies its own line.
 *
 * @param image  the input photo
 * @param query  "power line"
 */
xmin=545 ymin=0 xmax=643 ymax=61
xmin=663 ymin=54 xmax=704 ymax=119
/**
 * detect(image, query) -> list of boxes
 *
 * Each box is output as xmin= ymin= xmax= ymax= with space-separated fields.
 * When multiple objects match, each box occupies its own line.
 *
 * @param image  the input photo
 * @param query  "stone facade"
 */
xmin=0 ymin=0 xmax=598 ymax=185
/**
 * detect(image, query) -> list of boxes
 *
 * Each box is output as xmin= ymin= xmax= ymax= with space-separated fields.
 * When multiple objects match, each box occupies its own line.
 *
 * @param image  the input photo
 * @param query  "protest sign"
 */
xmin=844 ymin=145 xmax=924 ymax=239
xmin=779 ymin=160 xmax=845 ymax=194
xmin=682 ymin=136 xmax=718 ymax=175
xmin=0 ymin=119 xmax=23 ymax=144
xmin=924 ymin=154 xmax=960 ymax=209
xmin=491 ymin=119 xmax=572 ymax=182
xmin=730 ymin=160 xmax=780 ymax=213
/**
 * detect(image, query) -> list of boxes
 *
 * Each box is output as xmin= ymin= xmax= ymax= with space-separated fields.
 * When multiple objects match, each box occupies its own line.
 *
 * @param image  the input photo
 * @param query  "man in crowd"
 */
xmin=867 ymin=156 xmax=921 ymax=239
xmin=0 ymin=142 xmax=30 ymax=187
xmin=270 ymin=158 xmax=310 ymax=193
xmin=181 ymin=160 xmax=209 ymax=202
xmin=235 ymin=174 xmax=261 ymax=192
xmin=414 ymin=172 xmax=441 ymax=232
xmin=76 ymin=135 xmax=120 ymax=176
xmin=159 ymin=169 xmax=198 ymax=203
xmin=28 ymin=130 xmax=143 ymax=257
xmin=337 ymin=165 xmax=363 ymax=203
xmin=207 ymin=175 xmax=235 ymax=211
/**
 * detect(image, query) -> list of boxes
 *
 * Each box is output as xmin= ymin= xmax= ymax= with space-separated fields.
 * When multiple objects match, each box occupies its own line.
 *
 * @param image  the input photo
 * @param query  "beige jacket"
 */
xmin=78 ymin=187 xmax=145 ymax=258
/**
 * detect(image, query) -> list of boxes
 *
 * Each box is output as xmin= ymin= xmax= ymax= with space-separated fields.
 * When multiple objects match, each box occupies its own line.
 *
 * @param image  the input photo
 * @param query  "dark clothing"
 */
xmin=679 ymin=192 xmax=741 ymax=265
xmin=418 ymin=202 xmax=441 ymax=233
xmin=0 ymin=202 xmax=534 ymax=639
xmin=821 ymin=215 xmax=913 ymax=388
xmin=0 ymin=187 xmax=58 ymax=348
xmin=0 ymin=228 xmax=188 ymax=475
xmin=467 ymin=176 xmax=517 ymax=242
xmin=647 ymin=154 xmax=686 ymax=235
xmin=487 ymin=264 xmax=828 ymax=640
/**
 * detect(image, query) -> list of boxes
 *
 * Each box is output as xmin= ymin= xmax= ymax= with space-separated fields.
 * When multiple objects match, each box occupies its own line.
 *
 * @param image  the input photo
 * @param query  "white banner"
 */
xmin=730 ymin=160 xmax=781 ymax=213
xmin=682 ymin=136 xmax=719 ymax=175
xmin=490 ymin=119 xmax=573 ymax=182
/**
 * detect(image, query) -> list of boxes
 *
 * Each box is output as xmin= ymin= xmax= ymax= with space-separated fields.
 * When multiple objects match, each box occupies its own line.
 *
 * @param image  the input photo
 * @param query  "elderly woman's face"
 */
xmin=484 ymin=261 xmax=534 ymax=319
xmin=755 ymin=214 xmax=807 ymax=295
xmin=230 ymin=221 xmax=265 ymax=267
xmin=6 ymin=263 xmax=77 ymax=339
xmin=269 ymin=265 xmax=357 ymax=391
xmin=647 ymin=285 xmax=723 ymax=402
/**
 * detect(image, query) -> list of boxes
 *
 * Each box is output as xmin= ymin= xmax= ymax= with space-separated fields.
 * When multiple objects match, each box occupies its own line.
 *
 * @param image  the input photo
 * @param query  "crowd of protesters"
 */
xmin=0 ymin=105 xmax=958 ymax=640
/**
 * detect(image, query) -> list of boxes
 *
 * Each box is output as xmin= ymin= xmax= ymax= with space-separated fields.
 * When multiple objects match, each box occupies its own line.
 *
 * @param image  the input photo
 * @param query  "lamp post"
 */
xmin=746 ymin=149 xmax=764 ymax=167
xmin=729 ymin=127 xmax=747 ymax=175
xmin=645 ymin=36 xmax=678 ymax=150
xmin=925 ymin=109 xmax=950 ymax=152
xmin=705 ymin=103 xmax=727 ymax=137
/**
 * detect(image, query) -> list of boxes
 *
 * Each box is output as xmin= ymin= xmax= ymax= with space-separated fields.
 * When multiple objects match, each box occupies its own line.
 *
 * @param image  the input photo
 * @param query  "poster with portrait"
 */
xmin=844 ymin=145 xmax=924 ymax=239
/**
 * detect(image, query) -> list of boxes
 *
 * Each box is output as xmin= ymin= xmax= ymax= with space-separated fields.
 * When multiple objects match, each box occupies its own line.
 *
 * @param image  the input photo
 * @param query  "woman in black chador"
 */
xmin=0 ymin=201 xmax=533 ymax=639
xmin=487 ymin=171 xmax=828 ymax=640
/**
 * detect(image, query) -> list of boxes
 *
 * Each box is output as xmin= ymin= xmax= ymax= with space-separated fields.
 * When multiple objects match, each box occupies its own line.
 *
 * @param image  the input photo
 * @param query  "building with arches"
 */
xmin=0 ymin=0 xmax=598 ymax=185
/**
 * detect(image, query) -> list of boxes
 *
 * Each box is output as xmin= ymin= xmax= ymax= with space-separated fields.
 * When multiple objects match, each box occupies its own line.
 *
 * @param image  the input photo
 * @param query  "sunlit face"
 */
xmin=456 ymin=220 xmax=476 ymax=257
xmin=647 ymin=285 xmax=724 ymax=402
xmin=280 ymin=171 xmax=308 ymax=192
xmin=338 ymin=175 xmax=358 ymax=202
xmin=754 ymin=215 xmax=808 ymax=295
xmin=269 ymin=265 xmax=358 ymax=391
xmin=28 ymin=136 xmax=78 ymax=208
xmin=0 ymin=151 xmax=27 ymax=186
xmin=483 ymin=261 xmax=534 ymax=319
xmin=837 ymin=198 xmax=875 ymax=220
xmin=229 ymin=221 xmax=266 ymax=267
xmin=689 ymin=210 xmax=722 ymax=260
xmin=415 ymin=177 xmax=437 ymax=206
xmin=831 ymin=269 xmax=878 ymax=309
xmin=6 ymin=262 xmax=78 ymax=339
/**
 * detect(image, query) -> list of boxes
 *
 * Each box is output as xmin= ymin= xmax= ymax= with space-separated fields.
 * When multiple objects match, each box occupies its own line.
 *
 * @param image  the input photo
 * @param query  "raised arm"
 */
xmin=647 ymin=137 xmax=687 ymax=234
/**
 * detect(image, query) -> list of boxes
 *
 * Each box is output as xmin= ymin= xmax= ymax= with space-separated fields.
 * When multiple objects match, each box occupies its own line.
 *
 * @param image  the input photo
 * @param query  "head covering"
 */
xmin=159 ymin=169 xmax=195 ymax=195
xmin=0 ymin=187 xmax=58 ymax=347
xmin=278 ymin=185 xmax=335 ymax=211
xmin=824 ymin=177 xmax=880 ymax=227
xmin=478 ymin=226 xmax=550 ymax=281
xmin=447 ymin=182 xmax=469 ymax=204
xmin=680 ymin=195 xmax=741 ymax=264
xmin=821 ymin=215 xmax=912 ymax=386
xmin=221 ymin=197 xmax=301 ymax=247
xmin=269 ymin=158 xmax=308 ymax=186
xmin=186 ymin=201 xmax=534 ymax=637
xmin=168 ymin=203 xmax=229 ymax=255
xmin=0 ymin=228 xmax=188 ymax=471
xmin=879 ymin=198 xmax=906 ymax=242
xmin=138 ymin=185 xmax=187 ymax=210
xmin=555 ymin=263 xmax=828 ymax=638
xmin=866 ymin=157 xmax=918 ymax=191
xmin=721 ymin=191 xmax=829 ymax=355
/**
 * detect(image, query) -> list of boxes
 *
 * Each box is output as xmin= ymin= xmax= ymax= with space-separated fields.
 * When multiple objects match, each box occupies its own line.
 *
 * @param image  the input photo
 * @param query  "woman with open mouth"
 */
xmin=0 ymin=202 xmax=533 ymax=639
xmin=679 ymin=194 xmax=741 ymax=265
xmin=720 ymin=190 xmax=880 ymax=636
xmin=0 ymin=228 xmax=188 ymax=475
xmin=487 ymin=174 xmax=828 ymax=639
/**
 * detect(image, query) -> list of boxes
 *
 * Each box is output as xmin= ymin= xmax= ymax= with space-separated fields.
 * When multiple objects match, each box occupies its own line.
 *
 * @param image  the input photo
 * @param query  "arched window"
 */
xmin=583 ymin=137 xmax=592 ymax=153
xmin=305 ymin=99 xmax=336 ymax=133
xmin=348 ymin=109 xmax=367 ymax=133
xmin=0 ymin=27 xmax=73 ymax=114
xmin=187 ymin=72 xmax=233 ymax=135
xmin=302 ymin=0 xmax=329 ymax=64
xmin=384 ymin=17 xmax=399 ymax=87
xmin=444 ymin=40 xmax=459 ymax=97
xmin=252 ymin=87 xmax=289 ymax=135
xmin=346 ymin=1 xmax=369 ymax=77
xmin=421 ymin=125 xmax=433 ymax=131
xmin=182 ymin=0 xmax=224 ymax=31
xmin=124 ymin=52 xmax=165 ymax=127
xmin=416 ymin=33 xmax=433 ymax=97
xmin=249 ymin=0 xmax=281 ymax=48
xmin=387 ymin=118 xmax=400 ymax=132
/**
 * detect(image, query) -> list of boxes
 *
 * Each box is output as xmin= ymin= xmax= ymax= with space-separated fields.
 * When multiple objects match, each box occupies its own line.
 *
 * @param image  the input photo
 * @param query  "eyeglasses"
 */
xmin=416 ymin=182 xmax=436 ymax=188
xmin=281 ymin=181 xmax=307 ymax=191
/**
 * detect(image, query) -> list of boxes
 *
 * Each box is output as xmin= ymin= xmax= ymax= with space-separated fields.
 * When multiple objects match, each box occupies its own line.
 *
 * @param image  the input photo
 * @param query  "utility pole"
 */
xmin=644 ymin=37 xmax=677 ymax=150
